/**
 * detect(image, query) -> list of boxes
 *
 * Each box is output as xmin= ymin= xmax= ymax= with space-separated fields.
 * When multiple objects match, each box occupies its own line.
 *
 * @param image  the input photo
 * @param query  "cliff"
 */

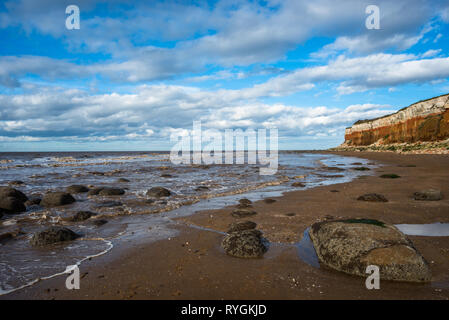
xmin=342 ymin=94 xmax=449 ymax=146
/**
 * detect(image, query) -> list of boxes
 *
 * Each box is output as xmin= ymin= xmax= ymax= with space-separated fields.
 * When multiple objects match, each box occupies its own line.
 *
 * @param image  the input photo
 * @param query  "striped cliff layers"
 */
xmin=343 ymin=94 xmax=449 ymax=146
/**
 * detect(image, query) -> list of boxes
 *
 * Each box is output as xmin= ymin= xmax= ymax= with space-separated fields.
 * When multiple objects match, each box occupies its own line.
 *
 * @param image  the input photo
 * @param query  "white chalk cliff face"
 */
xmin=343 ymin=94 xmax=449 ymax=146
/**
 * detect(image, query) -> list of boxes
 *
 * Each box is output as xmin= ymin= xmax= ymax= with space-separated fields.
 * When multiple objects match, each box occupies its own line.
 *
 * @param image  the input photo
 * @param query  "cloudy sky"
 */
xmin=0 ymin=0 xmax=449 ymax=151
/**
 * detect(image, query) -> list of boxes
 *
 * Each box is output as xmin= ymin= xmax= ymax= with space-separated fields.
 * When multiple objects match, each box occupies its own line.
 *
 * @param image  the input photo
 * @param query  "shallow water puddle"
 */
xmin=296 ymin=228 xmax=320 ymax=268
xmin=395 ymin=223 xmax=449 ymax=236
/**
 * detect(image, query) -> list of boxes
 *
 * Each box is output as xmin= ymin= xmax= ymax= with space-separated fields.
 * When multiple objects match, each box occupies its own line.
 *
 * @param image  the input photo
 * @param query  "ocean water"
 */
xmin=0 ymin=151 xmax=375 ymax=295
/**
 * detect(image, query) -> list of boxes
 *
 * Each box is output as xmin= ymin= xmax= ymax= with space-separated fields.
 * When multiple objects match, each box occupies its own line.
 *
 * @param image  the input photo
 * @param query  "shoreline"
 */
xmin=2 ymin=151 xmax=449 ymax=300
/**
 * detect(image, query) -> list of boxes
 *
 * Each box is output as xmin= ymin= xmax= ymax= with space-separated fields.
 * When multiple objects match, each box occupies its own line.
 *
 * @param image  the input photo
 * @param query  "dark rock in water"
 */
xmin=231 ymin=208 xmax=257 ymax=218
xmin=309 ymin=219 xmax=431 ymax=282
xmin=95 ymin=201 xmax=123 ymax=208
xmin=351 ymin=162 xmax=363 ymax=165
xmin=291 ymin=182 xmax=305 ymax=187
xmin=324 ymin=166 xmax=345 ymax=172
xmin=66 ymin=185 xmax=89 ymax=193
xmin=30 ymin=227 xmax=80 ymax=246
xmin=380 ymin=174 xmax=400 ymax=179
xmin=25 ymin=198 xmax=41 ymax=206
xmin=93 ymin=219 xmax=108 ymax=227
xmin=87 ymin=188 xmax=104 ymax=196
xmin=414 ymin=189 xmax=442 ymax=201
xmin=98 ymin=188 xmax=125 ymax=196
xmin=227 ymin=220 xmax=257 ymax=233
xmin=195 ymin=186 xmax=209 ymax=191
xmin=8 ymin=180 xmax=24 ymax=186
xmin=41 ymin=192 xmax=76 ymax=207
xmin=161 ymin=174 xmax=173 ymax=178
xmin=264 ymin=198 xmax=276 ymax=204
xmin=239 ymin=198 xmax=252 ymax=206
xmin=0 ymin=186 xmax=28 ymax=202
xmin=357 ymin=193 xmax=388 ymax=202
xmin=68 ymin=211 xmax=95 ymax=222
xmin=0 ymin=196 xmax=26 ymax=213
xmin=117 ymin=178 xmax=130 ymax=183
xmin=353 ymin=167 xmax=370 ymax=171
xmin=146 ymin=187 xmax=171 ymax=198
xmin=221 ymin=229 xmax=267 ymax=258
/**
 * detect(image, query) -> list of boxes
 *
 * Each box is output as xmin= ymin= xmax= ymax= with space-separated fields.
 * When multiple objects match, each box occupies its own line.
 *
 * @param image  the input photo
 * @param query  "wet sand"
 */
xmin=3 ymin=151 xmax=449 ymax=300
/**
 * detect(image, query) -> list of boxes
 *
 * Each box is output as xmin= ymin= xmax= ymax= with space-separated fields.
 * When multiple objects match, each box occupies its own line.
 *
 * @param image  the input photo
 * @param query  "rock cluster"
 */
xmin=222 ymin=221 xmax=267 ymax=258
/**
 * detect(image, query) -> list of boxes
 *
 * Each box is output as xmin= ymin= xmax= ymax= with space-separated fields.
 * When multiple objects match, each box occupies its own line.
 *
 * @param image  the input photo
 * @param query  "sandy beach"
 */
xmin=2 ymin=151 xmax=448 ymax=300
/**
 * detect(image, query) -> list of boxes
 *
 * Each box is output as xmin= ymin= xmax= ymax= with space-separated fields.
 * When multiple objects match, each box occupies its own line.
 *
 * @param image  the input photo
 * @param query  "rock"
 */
xmin=0 ymin=196 xmax=26 ymax=213
xmin=0 ymin=186 xmax=28 ymax=202
xmin=380 ymin=174 xmax=400 ymax=179
xmin=221 ymin=229 xmax=267 ymax=258
xmin=117 ymin=178 xmax=130 ymax=183
xmin=227 ymin=220 xmax=257 ymax=233
xmin=30 ymin=227 xmax=80 ymax=246
xmin=264 ymin=198 xmax=276 ymax=204
xmin=41 ymin=192 xmax=76 ymax=207
xmin=239 ymin=198 xmax=252 ymax=206
xmin=309 ymin=219 xmax=431 ymax=282
xmin=195 ymin=186 xmax=209 ymax=191
xmin=231 ymin=208 xmax=257 ymax=218
xmin=93 ymin=219 xmax=108 ymax=227
xmin=291 ymin=182 xmax=305 ymax=187
xmin=357 ymin=193 xmax=388 ymax=202
xmin=413 ymin=189 xmax=442 ymax=201
xmin=67 ymin=211 xmax=95 ymax=222
xmin=353 ymin=167 xmax=370 ymax=171
xmin=25 ymin=198 xmax=41 ymax=206
xmin=95 ymin=201 xmax=123 ymax=208
xmin=98 ymin=188 xmax=125 ymax=196
xmin=146 ymin=187 xmax=171 ymax=198
xmin=87 ymin=188 xmax=104 ymax=196
xmin=161 ymin=174 xmax=173 ymax=178
xmin=66 ymin=185 xmax=89 ymax=193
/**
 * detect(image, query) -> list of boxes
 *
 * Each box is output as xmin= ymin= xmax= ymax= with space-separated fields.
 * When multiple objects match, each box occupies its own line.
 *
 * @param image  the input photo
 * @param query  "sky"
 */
xmin=0 ymin=0 xmax=449 ymax=151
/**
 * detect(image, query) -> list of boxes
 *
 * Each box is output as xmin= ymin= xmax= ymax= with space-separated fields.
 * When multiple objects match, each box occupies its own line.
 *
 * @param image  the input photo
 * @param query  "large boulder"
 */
xmin=30 ymin=227 xmax=80 ymax=246
xmin=66 ymin=185 xmax=89 ymax=193
xmin=221 ymin=229 xmax=267 ymax=258
xmin=0 ymin=186 xmax=28 ymax=202
xmin=41 ymin=192 xmax=76 ymax=207
xmin=0 ymin=196 xmax=26 ymax=213
xmin=98 ymin=188 xmax=125 ymax=196
xmin=309 ymin=219 xmax=431 ymax=282
xmin=146 ymin=187 xmax=171 ymax=198
xmin=413 ymin=189 xmax=442 ymax=201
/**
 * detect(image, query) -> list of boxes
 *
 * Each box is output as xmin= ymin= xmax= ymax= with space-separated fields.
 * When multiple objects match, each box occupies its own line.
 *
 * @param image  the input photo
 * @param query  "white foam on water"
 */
xmin=0 ymin=238 xmax=113 ymax=296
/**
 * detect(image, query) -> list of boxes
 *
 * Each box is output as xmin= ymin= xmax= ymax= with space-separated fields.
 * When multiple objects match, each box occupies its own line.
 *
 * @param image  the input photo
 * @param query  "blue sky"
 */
xmin=0 ymin=0 xmax=449 ymax=151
